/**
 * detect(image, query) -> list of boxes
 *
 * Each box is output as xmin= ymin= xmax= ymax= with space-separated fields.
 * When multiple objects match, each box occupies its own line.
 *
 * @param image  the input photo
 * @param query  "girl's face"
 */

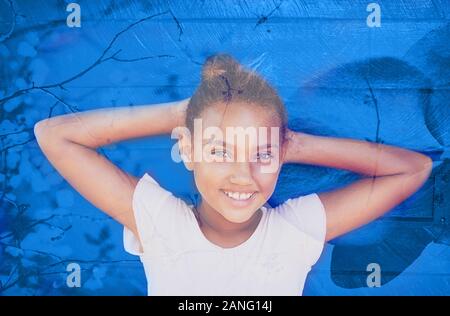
xmin=183 ymin=102 xmax=286 ymax=224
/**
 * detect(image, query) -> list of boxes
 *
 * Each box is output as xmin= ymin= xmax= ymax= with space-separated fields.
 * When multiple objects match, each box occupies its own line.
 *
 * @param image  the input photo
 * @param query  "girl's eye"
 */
xmin=211 ymin=148 xmax=231 ymax=159
xmin=257 ymin=152 xmax=273 ymax=162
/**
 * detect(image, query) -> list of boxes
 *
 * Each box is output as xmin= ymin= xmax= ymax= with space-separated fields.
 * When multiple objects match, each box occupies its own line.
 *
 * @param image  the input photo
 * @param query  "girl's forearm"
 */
xmin=285 ymin=130 xmax=432 ymax=176
xmin=34 ymin=98 xmax=189 ymax=149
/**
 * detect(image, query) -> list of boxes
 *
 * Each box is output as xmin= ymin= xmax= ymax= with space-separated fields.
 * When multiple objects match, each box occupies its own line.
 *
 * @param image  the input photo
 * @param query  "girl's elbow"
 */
xmin=34 ymin=119 xmax=50 ymax=144
xmin=405 ymin=153 xmax=433 ymax=178
xmin=34 ymin=118 xmax=60 ymax=148
xmin=407 ymin=155 xmax=433 ymax=189
xmin=418 ymin=155 xmax=433 ymax=178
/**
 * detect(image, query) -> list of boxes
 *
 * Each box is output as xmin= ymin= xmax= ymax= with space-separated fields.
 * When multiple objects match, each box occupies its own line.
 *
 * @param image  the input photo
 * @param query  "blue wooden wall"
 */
xmin=0 ymin=0 xmax=449 ymax=295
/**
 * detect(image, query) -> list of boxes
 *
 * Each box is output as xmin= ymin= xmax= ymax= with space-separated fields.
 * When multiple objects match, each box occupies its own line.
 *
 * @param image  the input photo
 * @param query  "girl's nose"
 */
xmin=229 ymin=162 xmax=253 ymax=185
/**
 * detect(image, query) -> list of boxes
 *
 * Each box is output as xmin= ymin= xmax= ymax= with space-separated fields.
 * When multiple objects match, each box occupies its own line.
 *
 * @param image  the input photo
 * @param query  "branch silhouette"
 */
xmin=0 ymin=10 xmax=181 ymax=153
xmin=0 ymin=10 xmax=178 ymax=106
xmin=0 ymin=9 xmax=185 ymax=294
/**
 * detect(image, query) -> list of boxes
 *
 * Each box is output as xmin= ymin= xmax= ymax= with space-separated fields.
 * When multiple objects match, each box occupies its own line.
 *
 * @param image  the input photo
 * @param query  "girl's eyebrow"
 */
xmin=203 ymin=138 xmax=279 ymax=150
xmin=203 ymin=138 xmax=226 ymax=146
xmin=258 ymin=144 xmax=278 ymax=150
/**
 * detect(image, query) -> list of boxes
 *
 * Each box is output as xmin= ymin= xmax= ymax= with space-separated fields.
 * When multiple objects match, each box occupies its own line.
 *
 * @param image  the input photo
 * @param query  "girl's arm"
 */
xmin=34 ymin=98 xmax=189 ymax=237
xmin=284 ymin=130 xmax=433 ymax=242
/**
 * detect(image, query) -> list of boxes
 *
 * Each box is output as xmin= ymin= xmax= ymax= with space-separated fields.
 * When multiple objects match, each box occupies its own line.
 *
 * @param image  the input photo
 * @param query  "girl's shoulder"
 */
xmin=268 ymin=193 xmax=326 ymax=241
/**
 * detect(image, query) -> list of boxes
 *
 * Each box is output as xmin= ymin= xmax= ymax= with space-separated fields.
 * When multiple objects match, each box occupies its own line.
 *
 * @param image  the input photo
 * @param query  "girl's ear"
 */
xmin=280 ymin=137 xmax=288 ymax=165
xmin=178 ymin=131 xmax=194 ymax=171
xmin=281 ymin=129 xmax=294 ymax=164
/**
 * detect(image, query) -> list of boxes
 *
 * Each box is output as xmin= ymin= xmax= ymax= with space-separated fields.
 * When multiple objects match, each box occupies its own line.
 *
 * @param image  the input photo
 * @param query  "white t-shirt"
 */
xmin=123 ymin=173 xmax=327 ymax=296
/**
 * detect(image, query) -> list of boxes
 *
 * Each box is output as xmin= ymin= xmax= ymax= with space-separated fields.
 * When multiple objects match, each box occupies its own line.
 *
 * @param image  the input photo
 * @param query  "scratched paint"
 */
xmin=0 ymin=0 xmax=449 ymax=295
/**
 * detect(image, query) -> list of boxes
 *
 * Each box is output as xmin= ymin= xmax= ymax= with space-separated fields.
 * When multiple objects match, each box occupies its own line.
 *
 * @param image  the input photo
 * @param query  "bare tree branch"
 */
xmin=0 ymin=10 xmax=175 ymax=106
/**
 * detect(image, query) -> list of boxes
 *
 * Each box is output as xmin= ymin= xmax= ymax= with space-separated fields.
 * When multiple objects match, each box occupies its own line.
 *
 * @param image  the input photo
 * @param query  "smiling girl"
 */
xmin=34 ymin=54 xmax=432 ymax=295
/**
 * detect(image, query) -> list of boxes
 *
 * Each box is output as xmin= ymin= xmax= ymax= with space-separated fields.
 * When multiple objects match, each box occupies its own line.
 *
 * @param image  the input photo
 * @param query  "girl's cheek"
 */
xmin=195 ymin=161 xmax=230 ymax=181
xmin=202 ymin=161 xmax=229 ymax=173
xmin=253 ymin=171 xmax=279 ymax=192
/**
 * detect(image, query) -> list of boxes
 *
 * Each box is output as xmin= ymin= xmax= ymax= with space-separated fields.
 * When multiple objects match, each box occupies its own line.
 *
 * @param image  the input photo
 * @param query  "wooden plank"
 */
xmin=10 ymin=0 xmax=449 ymax=25
xmin=6 ymin=20 xmax=441 ymax=92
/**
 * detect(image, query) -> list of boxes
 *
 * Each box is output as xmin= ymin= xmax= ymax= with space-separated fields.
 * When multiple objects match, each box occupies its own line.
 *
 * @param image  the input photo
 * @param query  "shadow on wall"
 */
xmin=272 ymin=23 xmax=450 ymax=289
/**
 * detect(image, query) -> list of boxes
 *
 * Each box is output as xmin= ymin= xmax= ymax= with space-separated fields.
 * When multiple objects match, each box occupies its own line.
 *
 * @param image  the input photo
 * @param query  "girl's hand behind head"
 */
xmin=171 ymin=97 xmax=190 ymax=128
xmin=179 ymin=97 xmax=191 ymax=113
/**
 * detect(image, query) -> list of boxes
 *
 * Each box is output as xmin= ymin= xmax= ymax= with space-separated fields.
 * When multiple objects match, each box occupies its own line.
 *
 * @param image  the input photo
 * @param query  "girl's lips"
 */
xmin=220 ymin=189 xmax=257 ymax=207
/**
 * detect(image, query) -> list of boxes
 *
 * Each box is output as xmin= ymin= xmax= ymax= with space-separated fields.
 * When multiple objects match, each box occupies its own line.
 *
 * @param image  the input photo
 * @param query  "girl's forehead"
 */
xmin=200 ymin=102 xmax=281 ymax=129
xmin=195 ymin=103 xmax=283 ymax=152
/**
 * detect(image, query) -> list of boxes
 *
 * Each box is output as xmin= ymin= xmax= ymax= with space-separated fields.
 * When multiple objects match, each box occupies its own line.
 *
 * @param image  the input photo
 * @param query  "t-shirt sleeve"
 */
xmin=123 ymin=173 xmax=187 ymax=257
xmin=274 ymin=193 xmax=327 ymax=266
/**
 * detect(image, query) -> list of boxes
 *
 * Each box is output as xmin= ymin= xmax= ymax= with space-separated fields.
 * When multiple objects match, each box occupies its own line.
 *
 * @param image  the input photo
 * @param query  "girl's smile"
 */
xmin=221 ymin=189 xmax=258 ymax=207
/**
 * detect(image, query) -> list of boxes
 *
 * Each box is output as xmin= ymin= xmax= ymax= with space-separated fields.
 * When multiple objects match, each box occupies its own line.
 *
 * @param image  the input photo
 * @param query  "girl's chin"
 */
xmin=219 ymin=206 xmax=259 ymax=224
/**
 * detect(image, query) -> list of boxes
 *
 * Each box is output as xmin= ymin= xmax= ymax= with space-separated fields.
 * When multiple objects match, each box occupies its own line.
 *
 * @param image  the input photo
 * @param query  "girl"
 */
xmin=34 ymin=54 xmax=432 ymax=296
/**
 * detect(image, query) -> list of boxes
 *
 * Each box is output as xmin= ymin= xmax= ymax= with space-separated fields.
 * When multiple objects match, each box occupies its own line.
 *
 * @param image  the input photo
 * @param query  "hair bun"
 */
xmin=201 ymin=54 xmax=241 ymax=82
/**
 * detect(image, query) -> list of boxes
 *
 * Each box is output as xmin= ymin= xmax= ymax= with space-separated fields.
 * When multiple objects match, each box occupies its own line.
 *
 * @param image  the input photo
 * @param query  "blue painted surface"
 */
xmin=0 ymin=0 xmax=449 ymax=295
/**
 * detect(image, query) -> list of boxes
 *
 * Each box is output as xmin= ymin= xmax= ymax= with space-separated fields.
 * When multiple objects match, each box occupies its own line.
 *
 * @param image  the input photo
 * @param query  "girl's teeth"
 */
xmin=224 ymin=191 xmax=254 ymax=200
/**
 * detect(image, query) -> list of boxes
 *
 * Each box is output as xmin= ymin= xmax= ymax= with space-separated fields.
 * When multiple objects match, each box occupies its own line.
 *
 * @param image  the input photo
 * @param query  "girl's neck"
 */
xmin=195 ymin=201 xmax=262 ymax=247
